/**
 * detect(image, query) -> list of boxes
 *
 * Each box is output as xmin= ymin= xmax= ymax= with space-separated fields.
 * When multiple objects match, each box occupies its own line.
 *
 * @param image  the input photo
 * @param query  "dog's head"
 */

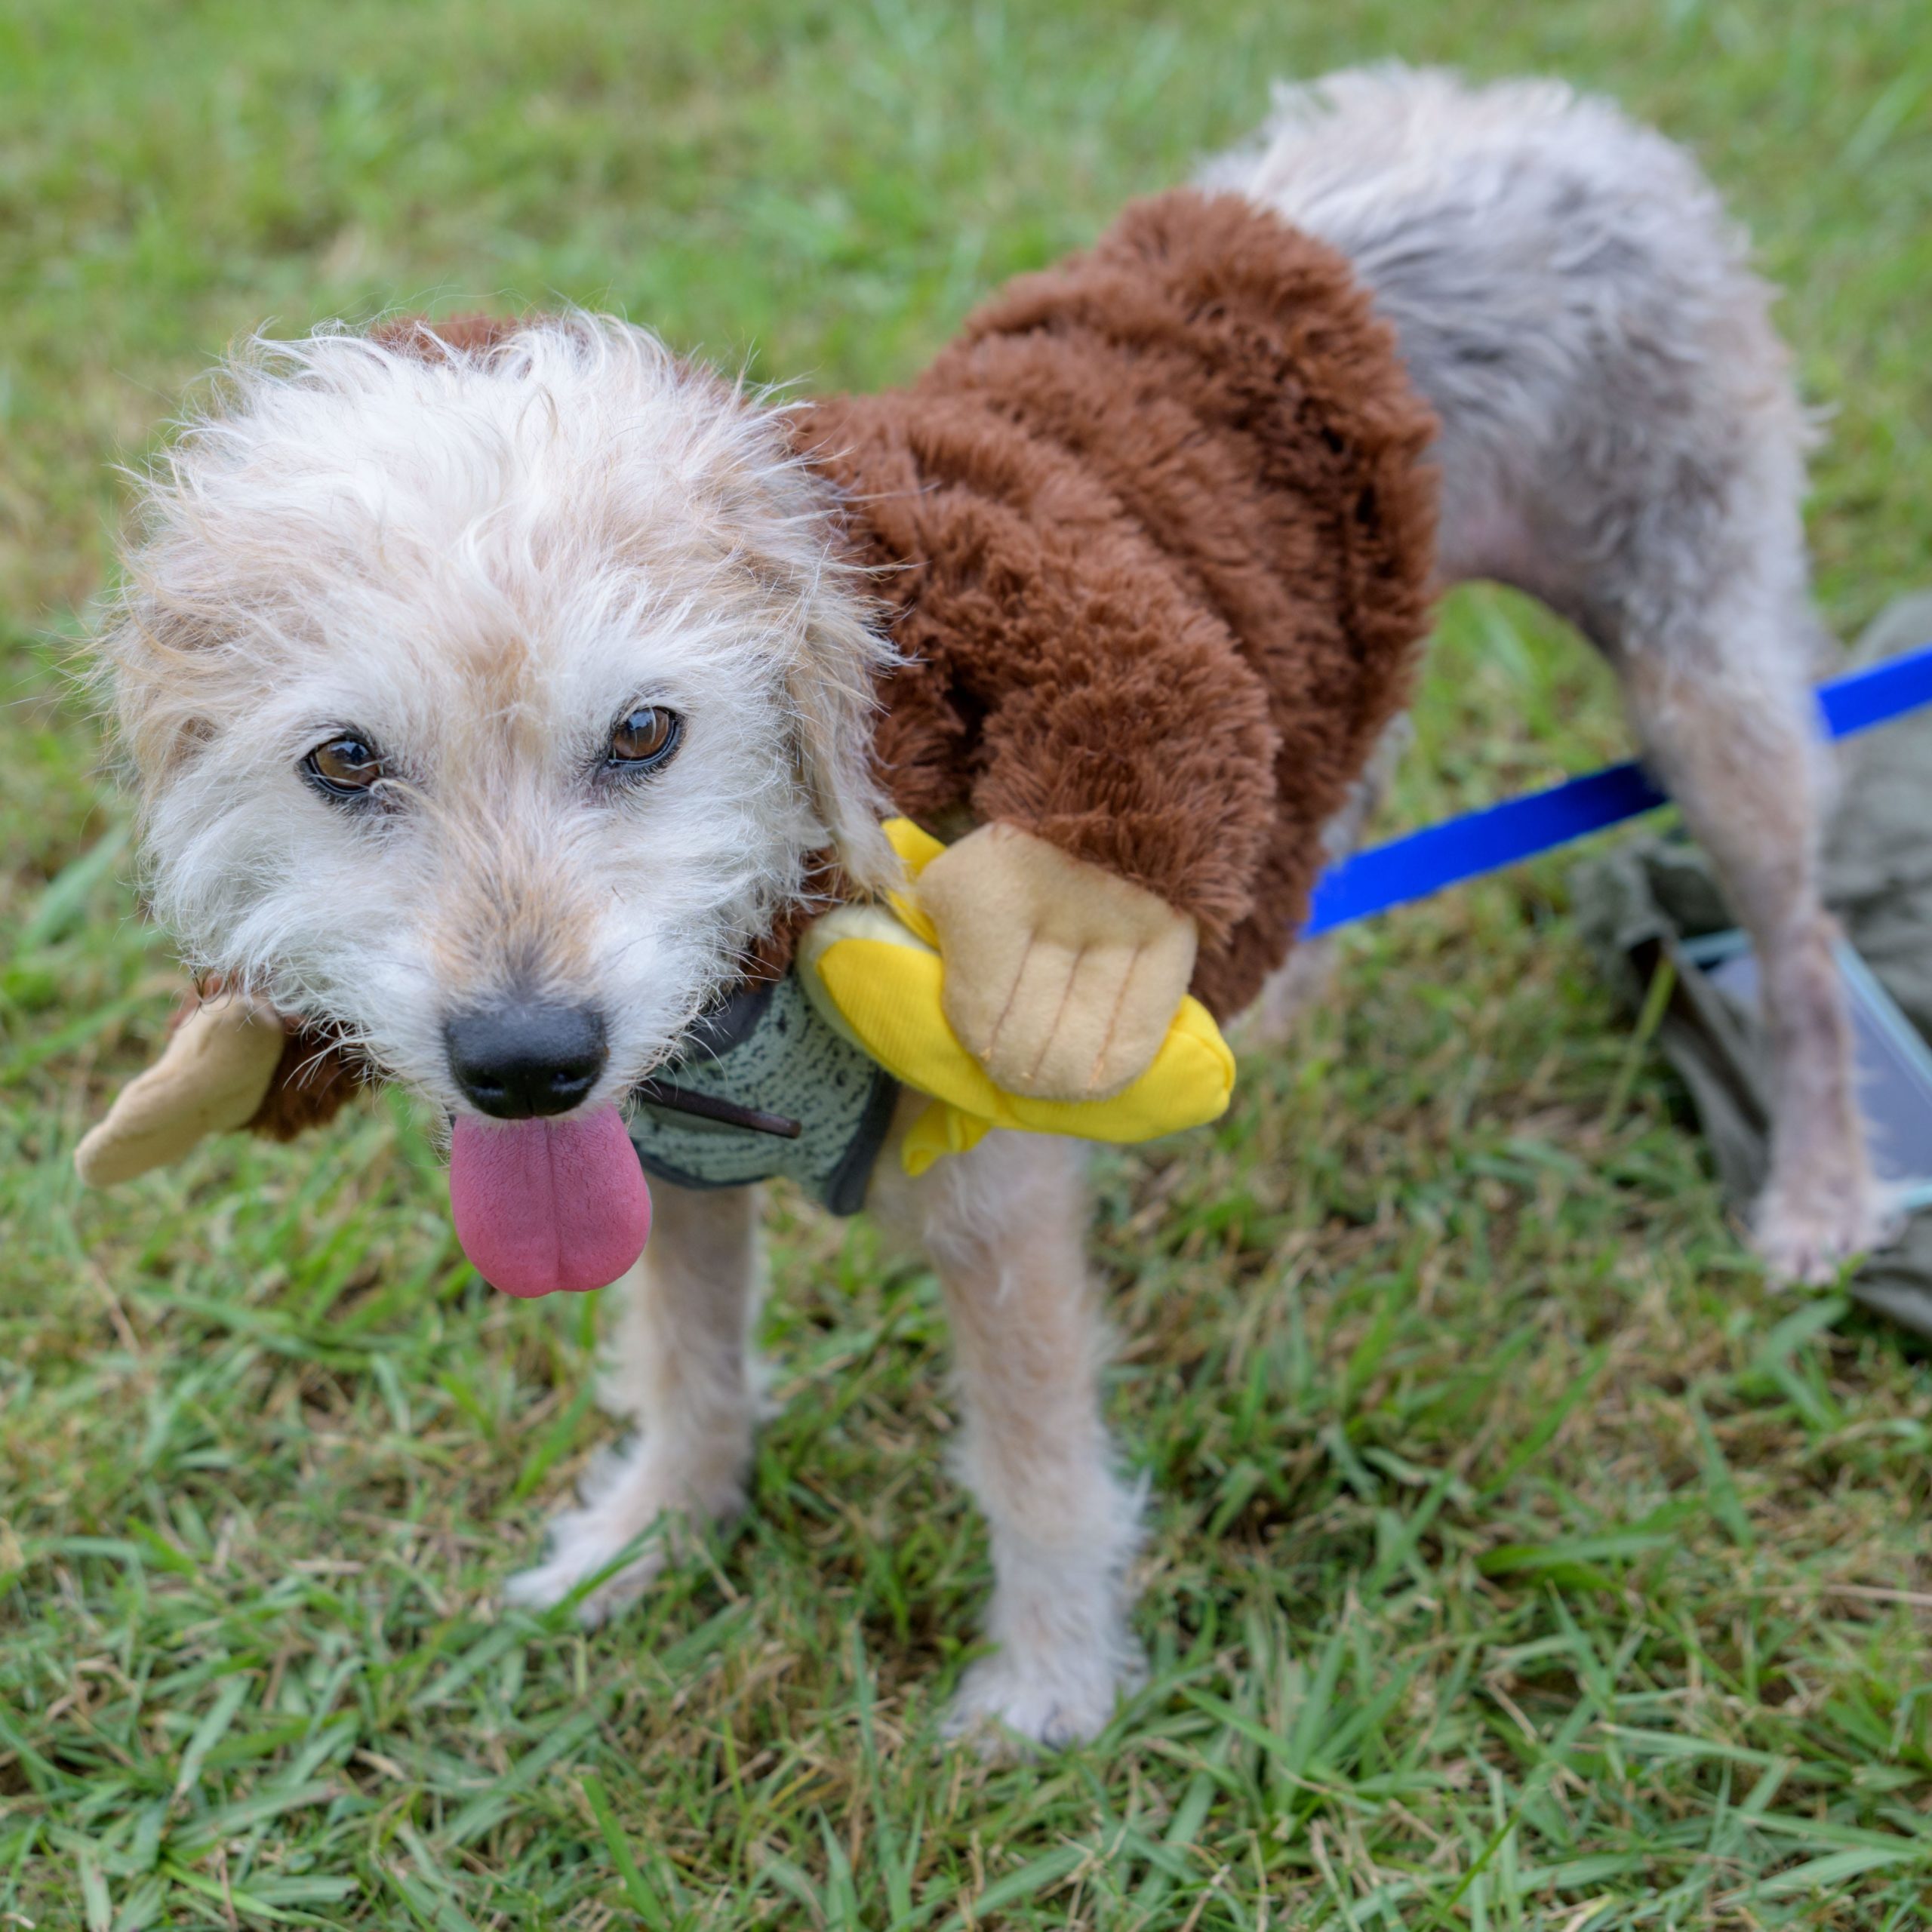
xmin=99 ymin=315 xmax=896 ymax=1120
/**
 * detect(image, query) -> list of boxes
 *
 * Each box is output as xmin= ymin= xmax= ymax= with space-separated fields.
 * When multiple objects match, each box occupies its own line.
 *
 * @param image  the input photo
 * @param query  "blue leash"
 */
xmin=1303 ymin=641 xmax=1932 ymax=937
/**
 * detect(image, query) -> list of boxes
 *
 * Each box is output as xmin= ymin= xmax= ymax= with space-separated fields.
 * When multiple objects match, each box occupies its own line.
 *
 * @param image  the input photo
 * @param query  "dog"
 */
xmin=92 ymin=67 xmax=1887 ymax=1748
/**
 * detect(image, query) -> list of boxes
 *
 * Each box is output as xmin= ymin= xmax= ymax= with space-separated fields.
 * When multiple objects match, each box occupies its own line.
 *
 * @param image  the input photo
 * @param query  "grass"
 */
xmin=3 ymin=0 xmax=1931 ymax=1923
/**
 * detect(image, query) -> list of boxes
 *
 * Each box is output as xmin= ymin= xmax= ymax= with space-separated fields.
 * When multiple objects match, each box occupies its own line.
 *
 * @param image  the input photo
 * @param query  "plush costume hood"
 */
xmin=245 ymin=186 xmax=1438 ymax=1137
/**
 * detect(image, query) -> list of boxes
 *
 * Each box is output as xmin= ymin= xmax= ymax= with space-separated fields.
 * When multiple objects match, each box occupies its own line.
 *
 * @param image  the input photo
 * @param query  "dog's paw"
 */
xmin=941 ymin=1640 xmax=1143 ymax=1756
xmin=503 ymin=1440 xmax=743 ymax=1626
xmin=1750 ymin=1173 xmax=1903 ymax=1287
xmin=502 ymin=1502 xmax=671 ymax=1626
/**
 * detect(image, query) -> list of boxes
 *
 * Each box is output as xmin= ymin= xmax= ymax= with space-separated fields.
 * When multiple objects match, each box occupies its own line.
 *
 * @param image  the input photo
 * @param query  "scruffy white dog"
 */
xmin=94 ymin=69 xmax=1884 ymax=1747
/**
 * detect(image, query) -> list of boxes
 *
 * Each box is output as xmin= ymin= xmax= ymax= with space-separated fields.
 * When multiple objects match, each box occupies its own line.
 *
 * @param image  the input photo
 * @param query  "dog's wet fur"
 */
xmin=98 ymin=69 xmax=1887 ymax=1748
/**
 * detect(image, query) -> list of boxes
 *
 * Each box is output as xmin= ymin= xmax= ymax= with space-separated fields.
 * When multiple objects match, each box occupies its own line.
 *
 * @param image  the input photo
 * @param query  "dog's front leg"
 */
xmin=872 ymin=1124 xmax=1143 ymax=1750
xmin=504 ymin=1182 xmax=761 ymax=1624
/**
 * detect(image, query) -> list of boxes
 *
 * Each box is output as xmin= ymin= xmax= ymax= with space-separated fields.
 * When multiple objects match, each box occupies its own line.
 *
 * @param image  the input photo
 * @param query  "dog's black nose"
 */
xmin=445 ymin=1003 xmax=608 ymax=1119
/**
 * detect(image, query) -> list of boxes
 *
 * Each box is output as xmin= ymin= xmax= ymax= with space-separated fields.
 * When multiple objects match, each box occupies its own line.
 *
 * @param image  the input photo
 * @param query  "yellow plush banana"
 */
xmin=798 ymin=820 xmax=1235 ymax=1175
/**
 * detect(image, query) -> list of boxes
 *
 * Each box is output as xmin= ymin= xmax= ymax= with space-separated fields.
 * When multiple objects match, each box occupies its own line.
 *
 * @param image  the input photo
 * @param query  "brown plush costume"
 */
xmin=798 ymin=189 xmax=1437 ymax=1020
xmin=108 ymin=189 xmax=1438 ymax=1152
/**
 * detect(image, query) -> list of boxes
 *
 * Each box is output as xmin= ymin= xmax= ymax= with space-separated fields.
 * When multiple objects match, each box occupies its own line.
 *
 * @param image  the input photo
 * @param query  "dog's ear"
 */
xmin=786 ymin=592 xmax=900 ymax=898
xmin=706 ymin=392 xmax=898 ymax=900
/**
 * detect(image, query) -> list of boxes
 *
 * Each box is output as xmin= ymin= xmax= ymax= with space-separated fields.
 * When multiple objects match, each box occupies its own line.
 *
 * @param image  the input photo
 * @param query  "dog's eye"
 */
xmin=608 ymin=706 xmax=682 ymax=772
xmin=303 ymin=734 xmax=386 ymax=799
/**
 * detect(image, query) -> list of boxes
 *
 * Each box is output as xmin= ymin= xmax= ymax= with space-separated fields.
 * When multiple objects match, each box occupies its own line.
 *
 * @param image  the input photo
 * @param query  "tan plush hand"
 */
xmin=914 ymin=823 xmax=1197 ymax=1103
xmin=74 ymin=992 xmax=288 ymax=1186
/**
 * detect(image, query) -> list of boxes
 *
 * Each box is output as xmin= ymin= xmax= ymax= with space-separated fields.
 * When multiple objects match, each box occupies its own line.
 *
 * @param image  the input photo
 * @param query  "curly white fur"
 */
xmin=100 ymin=316 xmax=895 ymax=1106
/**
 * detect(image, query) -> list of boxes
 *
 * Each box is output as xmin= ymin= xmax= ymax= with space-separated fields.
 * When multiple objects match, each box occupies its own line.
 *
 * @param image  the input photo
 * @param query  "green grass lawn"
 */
xmin=4 ymin=1 xmax=1931 ymax=1924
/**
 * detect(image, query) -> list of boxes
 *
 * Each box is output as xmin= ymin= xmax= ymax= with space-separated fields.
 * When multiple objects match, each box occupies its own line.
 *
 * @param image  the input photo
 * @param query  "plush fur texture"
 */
xmin=93 ymin=66 xmax=1889 ymax=1748
xmin=799 ymin=189 xmax=1438 ymax=1016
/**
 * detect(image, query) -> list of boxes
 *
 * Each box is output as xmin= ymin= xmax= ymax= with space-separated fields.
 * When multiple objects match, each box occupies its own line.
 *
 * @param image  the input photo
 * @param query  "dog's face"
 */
xmin=100 ymin=319 xmax=893 ymax=1116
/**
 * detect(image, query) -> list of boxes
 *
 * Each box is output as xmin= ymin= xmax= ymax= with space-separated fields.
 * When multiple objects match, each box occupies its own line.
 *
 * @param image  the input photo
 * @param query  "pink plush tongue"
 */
xmin=448 ymin=1106 xmax=651 ymax=1299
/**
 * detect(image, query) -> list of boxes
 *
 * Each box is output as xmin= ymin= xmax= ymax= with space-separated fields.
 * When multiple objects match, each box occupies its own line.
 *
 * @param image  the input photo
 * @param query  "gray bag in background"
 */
xmin=1573 ymin=593 xmax=1932 ymax=1337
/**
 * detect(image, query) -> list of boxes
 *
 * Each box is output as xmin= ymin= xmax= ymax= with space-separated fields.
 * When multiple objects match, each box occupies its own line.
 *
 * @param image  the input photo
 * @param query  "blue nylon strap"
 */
xmin=1816 ymin=640 xmax=1932 ymax=737
xmin=1302 ymin=760 xmax=1666 ymax=935
xmin=1302 ymin=641 xmax=1932 ymax=937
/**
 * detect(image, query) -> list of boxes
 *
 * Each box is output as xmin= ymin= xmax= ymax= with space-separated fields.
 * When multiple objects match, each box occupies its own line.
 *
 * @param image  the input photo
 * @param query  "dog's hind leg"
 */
xmin=869 ymin=1121 xmax=1143 ymax=1750
xmin=1218 ymin=67 xmax=1886 ymax=1279
xmin=1609 ymin=624 xmax=1887 ymax=1282
xmin=503 ymin=1182 xmax=761 ymax=1623
xmin=1477 ymin=209 xmax=1893 ymax=1281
